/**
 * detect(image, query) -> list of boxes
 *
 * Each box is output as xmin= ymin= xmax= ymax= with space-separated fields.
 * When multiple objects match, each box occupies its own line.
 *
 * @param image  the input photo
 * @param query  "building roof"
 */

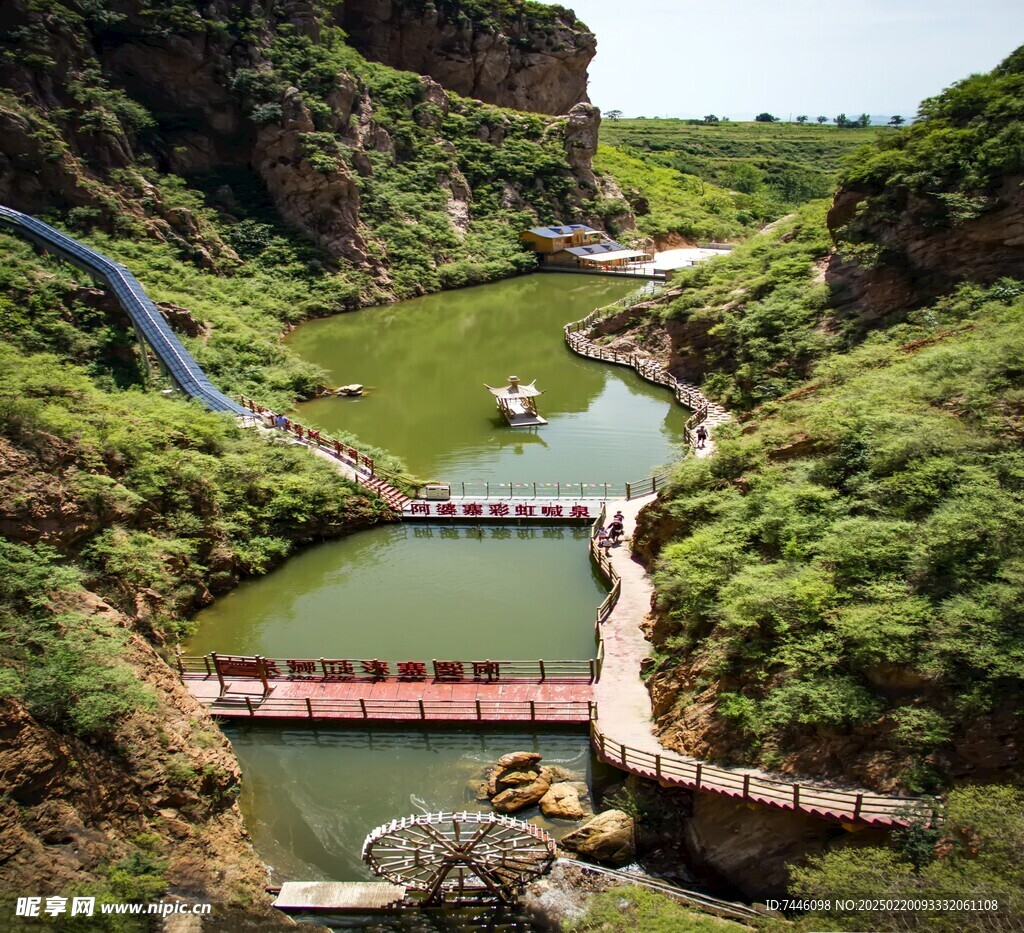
xmin=525 ymin=224 xmax=598 ymax=239
xmin=565 ymin=241 xmax=633 ymax=257
xmin=577 ymin=249 xmax=649 ymax=263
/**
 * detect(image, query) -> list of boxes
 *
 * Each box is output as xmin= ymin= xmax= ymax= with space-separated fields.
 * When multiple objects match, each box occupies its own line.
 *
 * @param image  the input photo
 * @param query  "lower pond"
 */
xmin=188 ymin=275 xmax=687 ymax=886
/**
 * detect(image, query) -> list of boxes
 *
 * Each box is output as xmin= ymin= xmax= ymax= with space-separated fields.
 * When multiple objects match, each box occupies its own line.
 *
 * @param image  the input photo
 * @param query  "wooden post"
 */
xmin=599 ymin=732 xmax=606 ymax=758
xmin=793 ymin=785 xmax=800 ymax=809
xmin=319 ymin=657 xmax=327 ymax=678
xmin=305 ymin=698 xmax=313 ymax=719
xmin=419 ymin=699 xmax=426 ymax=720
xmin=625 ymin=481 xmax=632 ymax=500
xmin=212 ymin=653 xmax=225 ymax=696
xmin=256 ymin=656 xmax=271 ymax=697
xmin=530 ymin=701 xmax=536 ymax=721
xmin=476 ymin=700 xmax=482 ymax=721
xmin=619 ymin=741 xmax=627 ymax=765
xmin=538 ymin=659 xmax=546 ymax=681
xmin=655 ymin=755 xmax=662 ymax=779
xmin=245 ymin=696 xmax=254 ymax=717
xmin=431 ymin=659 xmax=439 ymax=679
xmin=588 ymin=658 xmax=595 ymax=682
xmin=695 ymin=763 xmax=702 ymax=789
xmin=203 ymin=654 xmax=212 ymax=677
xmin=854 ymin=793 xmax=863 ymax=820
xmin=174 ymin=647 xmax=184 ymax=675
xmin=359 ymin=698 xmax=368 ymax=719
xmin=743 ymin=774 xmax=751 ymax=799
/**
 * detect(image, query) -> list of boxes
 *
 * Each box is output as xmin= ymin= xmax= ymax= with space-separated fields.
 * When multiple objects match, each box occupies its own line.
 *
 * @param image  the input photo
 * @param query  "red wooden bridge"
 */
xmin=178 ymin=654 xmax=596 ymax=725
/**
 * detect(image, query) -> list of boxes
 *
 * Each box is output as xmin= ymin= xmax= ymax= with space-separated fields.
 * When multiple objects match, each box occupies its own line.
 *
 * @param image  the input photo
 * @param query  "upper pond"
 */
xmin=287 ymin=274 xmax=688 ymax=484
xmin=188 ymin=274 xmax=688 ymax=887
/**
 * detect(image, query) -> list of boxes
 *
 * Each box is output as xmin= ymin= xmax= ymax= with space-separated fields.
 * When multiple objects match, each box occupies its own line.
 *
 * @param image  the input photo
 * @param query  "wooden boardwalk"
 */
xmin=182 ymin=673 xmax=594 ymax=724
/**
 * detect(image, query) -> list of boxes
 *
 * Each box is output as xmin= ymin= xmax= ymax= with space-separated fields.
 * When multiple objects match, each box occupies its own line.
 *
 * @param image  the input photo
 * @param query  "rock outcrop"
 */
xmin=826 ymin=173 xmax=1024 ymax=321
xmin=0 ymin=613 xmax=288 ymax=925
xmin=338 ymin=0 xmax=596 ymax=115
xmin=560 ymin=809 xmax=636 ymax=866
xmin=477 ymin=751 xmax=591 ymax=818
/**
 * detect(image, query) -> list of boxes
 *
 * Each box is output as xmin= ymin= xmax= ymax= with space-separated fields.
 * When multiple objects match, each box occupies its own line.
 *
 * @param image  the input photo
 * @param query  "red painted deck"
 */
xmin=183 ymin=674 xmax=594 ymax=724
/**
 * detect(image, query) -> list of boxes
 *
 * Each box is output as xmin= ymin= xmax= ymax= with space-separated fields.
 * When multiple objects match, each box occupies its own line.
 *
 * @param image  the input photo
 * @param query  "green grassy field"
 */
xmin=600 ymin=118 xmax=890 ymax=208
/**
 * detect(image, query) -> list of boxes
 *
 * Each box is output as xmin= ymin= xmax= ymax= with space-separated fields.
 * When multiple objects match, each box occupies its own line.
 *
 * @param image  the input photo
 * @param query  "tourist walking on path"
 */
xmin=597 ymin=526 xmax=612 ymax=554
xmin=695 ymin=424 xmax=708 ymax=448
xmin=608 ymin=516 xmax=625 ymax=544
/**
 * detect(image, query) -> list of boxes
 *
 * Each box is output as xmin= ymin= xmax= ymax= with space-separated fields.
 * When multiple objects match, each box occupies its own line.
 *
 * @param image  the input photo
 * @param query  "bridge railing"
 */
xmin=178 ymin=654 xmax=599 ymax=683
xmin=237 ymin=395 xmax=413 ymax=502
xmin=589 ymin=722 xmax=921 ymax=825
xmin=206 ymin=694 xmax=597 ymax=723
xmin=444 ymin=481 xmax=625 ymax=500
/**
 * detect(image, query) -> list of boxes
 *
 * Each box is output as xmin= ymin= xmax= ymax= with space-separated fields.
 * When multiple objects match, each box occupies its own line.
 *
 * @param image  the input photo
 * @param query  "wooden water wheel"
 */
xmin=362 ymin=811 xmax=556 ymax=905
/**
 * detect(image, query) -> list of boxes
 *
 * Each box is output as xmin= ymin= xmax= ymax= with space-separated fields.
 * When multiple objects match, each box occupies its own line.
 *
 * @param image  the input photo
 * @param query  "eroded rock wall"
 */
xmin=339 ymin=0 xmax=595 ymax=115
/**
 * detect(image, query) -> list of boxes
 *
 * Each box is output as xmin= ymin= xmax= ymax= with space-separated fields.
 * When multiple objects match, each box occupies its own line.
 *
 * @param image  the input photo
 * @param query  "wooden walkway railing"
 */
xmin=589 ymin=723 xmax=921 ymax=826
xmin=237 ymin=395 xmax=412 ymax=511
xmin=207 ymin=695 xmax=596 ymax=724
xmin=563 ymin=302 xmax=730 ymax=447
xmin=178 ymin=654 xmax=599 ymax=683
xmin=585 ymin=506 xmax=925 ymax=828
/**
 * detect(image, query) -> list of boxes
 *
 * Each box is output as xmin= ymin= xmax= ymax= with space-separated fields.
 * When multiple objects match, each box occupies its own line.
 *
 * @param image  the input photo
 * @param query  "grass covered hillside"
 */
xmin=606 ymin=49 xmax=1024 ymax=794
xmin=597 ymin=118 xmax=884 ymax=244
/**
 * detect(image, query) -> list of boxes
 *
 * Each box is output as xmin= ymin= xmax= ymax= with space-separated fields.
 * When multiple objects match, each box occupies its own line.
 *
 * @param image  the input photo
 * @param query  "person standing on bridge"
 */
xmin=597 ymin=526 xmax=612 ymax=554
xmin=696 ymin=424 xmax=708 ymax=448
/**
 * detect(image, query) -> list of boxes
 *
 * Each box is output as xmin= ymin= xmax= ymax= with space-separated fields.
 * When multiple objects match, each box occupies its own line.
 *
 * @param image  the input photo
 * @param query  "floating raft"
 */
xmin=486 ymin=376 xmax=547 ymax=427
xmin=273 ymin=881 xmax=406 ymax=912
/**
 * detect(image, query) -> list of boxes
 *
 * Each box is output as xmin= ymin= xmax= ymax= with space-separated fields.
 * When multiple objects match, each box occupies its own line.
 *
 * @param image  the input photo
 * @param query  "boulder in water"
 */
xmin=539 ymin=782 xmax=585 ymax=820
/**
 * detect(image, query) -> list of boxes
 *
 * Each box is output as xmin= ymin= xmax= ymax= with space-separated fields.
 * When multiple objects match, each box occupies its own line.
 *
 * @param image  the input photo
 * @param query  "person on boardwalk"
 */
xmin=608 ymin=516 xmax=625 ymax=544
xmin=596 ymin=526 xmax=612 ymax=554
xmin=695 ymin=424 xmax=708 ymax=448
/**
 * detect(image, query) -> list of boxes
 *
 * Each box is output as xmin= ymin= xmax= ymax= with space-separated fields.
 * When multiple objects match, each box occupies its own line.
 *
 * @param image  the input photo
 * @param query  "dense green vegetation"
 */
xmin=650 ymin=277 xmax=1024 ymax=787
xmin=1 ymin=3 xmax=591 ymax=307
xmin=633 ymin=200 xmax=834 ymax=408
xmin=792 ymin=786 xmax=1024 ymax=930
xmin=593 ymin=145 xmax=774 ymax=243
xmin=635 ymin=47 xmax=1024 ymax=791
xmin=834 ymin=45 xmax=1024 ymax=246
xmin=568 ymin=885 xmax=743 ymax=932
xmin=0 ymin=240 xmax=392 ymax=738
xmin=598 ymin=118 xmax=885 ymax=241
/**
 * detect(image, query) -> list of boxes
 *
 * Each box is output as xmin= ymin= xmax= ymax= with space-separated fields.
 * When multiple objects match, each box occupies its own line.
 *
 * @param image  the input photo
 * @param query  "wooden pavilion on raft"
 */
xmin=485 ymin=376 xmax=547 ymax=427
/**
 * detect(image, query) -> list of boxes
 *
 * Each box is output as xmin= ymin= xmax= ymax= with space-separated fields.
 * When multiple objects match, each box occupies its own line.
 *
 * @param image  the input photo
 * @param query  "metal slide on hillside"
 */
xmin=0 ymin=205 xmax=247 ymax=416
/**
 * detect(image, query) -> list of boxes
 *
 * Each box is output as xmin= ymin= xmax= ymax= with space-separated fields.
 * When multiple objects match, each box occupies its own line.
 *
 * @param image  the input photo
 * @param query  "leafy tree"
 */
xmin=702 ymin=114 xmax=719 ymax=124
xmin=889 ymin=114 xmax=905 ymax=126
xmin=816 ymin=115 xmax=828 ymax=123
xmin=796 ymin=115 xmax=808 ymax=123
xmin=857 ymin=112 xmax=871 ymax=127
xmin=606 ymin=108 xmax=623 ymax=121
xmin=834 ymin=112 xmax=849 ymax=127
xmin=755 ymin=112 xmax=779 ymax=123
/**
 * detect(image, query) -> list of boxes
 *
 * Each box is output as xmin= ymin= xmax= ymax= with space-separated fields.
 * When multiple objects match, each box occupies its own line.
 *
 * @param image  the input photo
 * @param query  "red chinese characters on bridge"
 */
xmin=405 ymin=502 xmax=591 ymax=519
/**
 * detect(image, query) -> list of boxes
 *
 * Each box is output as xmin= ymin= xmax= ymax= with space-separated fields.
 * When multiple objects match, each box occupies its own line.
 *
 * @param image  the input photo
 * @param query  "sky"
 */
xmin=564 ymin=0 xmax=1024 ymax=120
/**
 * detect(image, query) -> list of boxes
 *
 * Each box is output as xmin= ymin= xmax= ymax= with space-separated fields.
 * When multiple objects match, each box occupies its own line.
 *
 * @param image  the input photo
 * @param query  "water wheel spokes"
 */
xmin=362 ymin=811 xmax=557 ymax=905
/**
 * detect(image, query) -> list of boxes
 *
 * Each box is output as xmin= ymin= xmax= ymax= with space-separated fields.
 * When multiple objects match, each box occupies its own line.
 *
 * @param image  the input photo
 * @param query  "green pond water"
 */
xmin=188 ymin=275 xmax=688 ymax=891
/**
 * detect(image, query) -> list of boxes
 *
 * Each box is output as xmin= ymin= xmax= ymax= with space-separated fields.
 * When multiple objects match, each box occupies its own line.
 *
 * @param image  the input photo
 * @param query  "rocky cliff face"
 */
xmin=0 ymin=613 xmax=287 ymax=926
xmin=826 ymin=173 xmax=1024 ymax=322
xmin=0 ymin=0 xmax=608 ymax=284
xmin=339 ymin=0 xmax=595 ymax=115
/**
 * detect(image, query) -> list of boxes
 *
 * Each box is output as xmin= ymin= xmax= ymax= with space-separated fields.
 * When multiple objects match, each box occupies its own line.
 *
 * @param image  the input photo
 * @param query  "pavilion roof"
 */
xmin=485 ymin=379 xmax=543 ymax=400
